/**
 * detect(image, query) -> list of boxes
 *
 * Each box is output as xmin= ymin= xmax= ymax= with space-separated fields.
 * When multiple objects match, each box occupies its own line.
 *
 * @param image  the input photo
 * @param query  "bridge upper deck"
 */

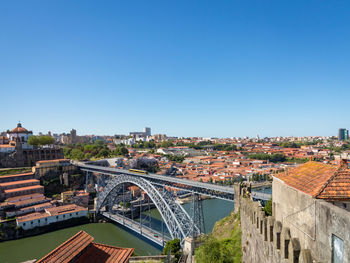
xmin=78 ymin=162 xmax=235 ymax=194
xmin=77 ymin=162 xmax=271 ymax=201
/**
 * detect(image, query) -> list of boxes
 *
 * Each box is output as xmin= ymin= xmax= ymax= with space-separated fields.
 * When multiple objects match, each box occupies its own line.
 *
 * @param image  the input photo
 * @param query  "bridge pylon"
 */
xmin=190 ymin=192 xmax=205 ymax=236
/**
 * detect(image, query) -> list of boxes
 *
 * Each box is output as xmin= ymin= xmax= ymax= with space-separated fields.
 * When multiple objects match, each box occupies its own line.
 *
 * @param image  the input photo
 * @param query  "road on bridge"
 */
xmin=102 ymin=212 xmax=171 ymax=247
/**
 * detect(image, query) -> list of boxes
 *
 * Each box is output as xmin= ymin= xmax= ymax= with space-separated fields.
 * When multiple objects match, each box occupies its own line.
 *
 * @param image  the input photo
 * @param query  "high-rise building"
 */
xmin=338 ymin=128 xmax=349 ymax=141
xmin=144 ymin=127 xmax=151 ymax=137
xmin=70 ymin=129 xmax=77 ymax=144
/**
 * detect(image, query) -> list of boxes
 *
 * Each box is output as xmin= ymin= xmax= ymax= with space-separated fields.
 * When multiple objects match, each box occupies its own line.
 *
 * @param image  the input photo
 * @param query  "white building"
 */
xmin=16 ymin=204 xmax=88 ymax=230
xmin=6 ymin=123 xmax=33 ymax=150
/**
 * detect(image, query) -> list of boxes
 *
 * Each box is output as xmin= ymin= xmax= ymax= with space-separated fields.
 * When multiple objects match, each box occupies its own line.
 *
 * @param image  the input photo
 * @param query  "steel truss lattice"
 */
xmin=97 ymin=174 xmax=201 ymax=244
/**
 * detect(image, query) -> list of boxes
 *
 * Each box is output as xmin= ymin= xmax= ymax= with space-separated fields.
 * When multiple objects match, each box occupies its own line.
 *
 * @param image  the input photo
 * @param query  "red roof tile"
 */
xmin=75 ymin=242 xmax=134 ymax=263
xmin=37 ymin=230 xmax=94 ymax=263
xmin=275 ymin=161 xmax=350 ymax=201
xmin=0 ymin=179 xmax=39 ymax=187
xmin=4 ymin=185 xmax=44 ymax=194
xmin=37 ymin=230 xmax=134 ymax=263
xmin=316 ymin=169 xmax=350 ymax=201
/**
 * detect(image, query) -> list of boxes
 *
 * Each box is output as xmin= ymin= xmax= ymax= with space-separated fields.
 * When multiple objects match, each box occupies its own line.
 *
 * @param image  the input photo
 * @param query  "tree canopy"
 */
xmin=28 ymin=135 xmax=55 ymax=146
xmin=63 ymin=142 xmax=129 ymax=160
xmin=163 ymin=238 xmax=181 ymax=261
xmin=248 ymin=153 xmax=286 ymax=163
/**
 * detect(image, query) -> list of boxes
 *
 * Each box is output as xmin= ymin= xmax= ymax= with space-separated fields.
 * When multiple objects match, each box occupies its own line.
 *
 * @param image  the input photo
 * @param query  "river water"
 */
xmin=0 ymin=198 xmax=234 ymax=263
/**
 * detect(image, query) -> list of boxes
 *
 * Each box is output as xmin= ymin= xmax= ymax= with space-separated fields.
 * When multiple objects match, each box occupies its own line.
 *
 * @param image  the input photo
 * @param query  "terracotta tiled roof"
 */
xmin=316 ymin=169 xmax=350 ymax=201
xmin=6 ymin=193 xmax=43 ymax=202
xmin=0 ymin=145 xmax=15 ymax=148
xmin=0 ymin=172 xmax=34 ymax=179
xmin=75 ymin=242 xmax=134 ymax=263
xmin=17 ymin=212 xmax=50 ymax=223
xmin=275 ymin=161 xmax=350 ymax=201
xmin=36 ymin=159 xmax=69 ymax=164
xmin=9 ymin=123 xmax=30 ymax=133
xmin=0 ymin=179 xmax=39 ymax=187
xmin=4 ymin=185 xmax=44 ymax=194
xmin=46 ymin=204 xmax=87 ymax=216
xmin=37 ymin=230 xmax=134 ymax=263
xmin=37 ymin=230 xmax=94 ymax=263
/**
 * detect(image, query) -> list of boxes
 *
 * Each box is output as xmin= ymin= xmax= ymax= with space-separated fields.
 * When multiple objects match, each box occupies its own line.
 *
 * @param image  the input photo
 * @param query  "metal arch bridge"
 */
xmin=96 ymin=174 xmax=200 ymax=246
xmin=78 ymin=162 xmax=270 ymax=201
xmin=76 ymin=162 xmax=271 ymax=246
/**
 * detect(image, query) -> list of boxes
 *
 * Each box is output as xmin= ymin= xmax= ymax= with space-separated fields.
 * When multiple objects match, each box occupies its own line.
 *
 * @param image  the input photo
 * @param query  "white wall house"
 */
xmin=16 ymin=204 xmax=88 ymax=230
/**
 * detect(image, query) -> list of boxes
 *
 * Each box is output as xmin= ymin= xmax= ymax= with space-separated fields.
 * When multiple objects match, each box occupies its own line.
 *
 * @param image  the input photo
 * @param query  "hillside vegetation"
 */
xmin=195 ymin=211 xmax=242 ymax=263
xmin=0 ymin=167 xmax=32 ymax=176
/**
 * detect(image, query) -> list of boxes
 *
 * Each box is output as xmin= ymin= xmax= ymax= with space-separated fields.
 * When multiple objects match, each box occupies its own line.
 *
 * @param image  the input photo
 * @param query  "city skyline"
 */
xmin=1 ymin=121 xmax=346 ymax=139
xmin=1 ymin=1 xmax=350 ymax=137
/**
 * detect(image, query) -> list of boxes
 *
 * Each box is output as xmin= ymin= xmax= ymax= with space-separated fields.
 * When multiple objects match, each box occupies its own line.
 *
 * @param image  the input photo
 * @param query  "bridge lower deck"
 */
xmin=101 ymin=212 xmax=171 ymax=247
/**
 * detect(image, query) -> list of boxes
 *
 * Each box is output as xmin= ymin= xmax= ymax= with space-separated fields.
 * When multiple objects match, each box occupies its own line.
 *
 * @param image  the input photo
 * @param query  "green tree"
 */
xmin=94 ymin=140 xmax=105 ymax=146
xmin=63 ymin=147 xmax=72 ymax=158
xmin=119 ymin=146 xmax=129 ymax=156
xmin=28 ymin=135 xmax=54 ymax=146
xmin=195 ymin=237 xmax=221 ymax=263
xmin=38 ymin=136 xmax=55 ymax=145
xmin=70 ymin=149 xmax=85 ymax=160
xmin=163 ymin=239 xmax=181 ymax=261
xmin=160 ymin=141 xmax=174 ymax=148
xmin=28 ymin=136 xmax=39 ymax=146
xmin=96 ymin=148 xmax=110 ymax=158
xmin=263 ymin=198 xmax=272 ymax=216
xmin=84 ymin=152 xmax=92 ymax=160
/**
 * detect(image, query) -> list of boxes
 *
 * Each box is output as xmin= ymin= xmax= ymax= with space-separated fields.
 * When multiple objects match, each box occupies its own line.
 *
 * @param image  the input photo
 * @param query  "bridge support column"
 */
xmin=190 ymin=193 xmax=205 ymax=236
xmin=85 ymin=171 xmax=92 ymax=192
xmin=183 ymin=237 xmax=195 ymax=263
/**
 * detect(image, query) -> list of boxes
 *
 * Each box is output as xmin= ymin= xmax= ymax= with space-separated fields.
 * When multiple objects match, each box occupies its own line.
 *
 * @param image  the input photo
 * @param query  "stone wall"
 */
xmin=0 ymin=148 xmax=64 ymax=168
xmin=240 ymin=196 xmax=314 ymax=263
xmin=273 ymin=178 xmax=350 ymax=262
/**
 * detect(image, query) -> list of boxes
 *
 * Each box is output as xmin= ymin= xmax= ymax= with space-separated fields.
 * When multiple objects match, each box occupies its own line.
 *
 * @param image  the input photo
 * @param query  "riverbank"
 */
xmin=0 ymin=215 xmax=91 ymax=242
xmin=0 ymin=222 xmax=162 ymax=263
xmin=0 ymin=198 xmax=234 ymax=262
xmin=176 ymin=194 xmax=212 ymax=205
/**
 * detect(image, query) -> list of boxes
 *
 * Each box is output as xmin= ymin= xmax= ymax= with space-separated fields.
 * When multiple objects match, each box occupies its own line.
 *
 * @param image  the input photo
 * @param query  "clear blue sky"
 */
xmin=1 ymin=1 xmax=350 ymax=138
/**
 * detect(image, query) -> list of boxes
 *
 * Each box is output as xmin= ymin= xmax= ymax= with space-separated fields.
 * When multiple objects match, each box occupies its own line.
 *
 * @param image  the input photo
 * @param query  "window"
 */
xmin=76 ymin=212 xmax=78 ymax=215
xmin=332 ymin=234 xmax=344 ymax=263
xmin=31 ymin=221 xmax=33 ymax=224
xmin=63 ymin=215 xmax=65 ymax=218
xmin=45 ymin=218 xmax=47 ymax=221
xmin=56 ymin=216 xmax=58 ymax=219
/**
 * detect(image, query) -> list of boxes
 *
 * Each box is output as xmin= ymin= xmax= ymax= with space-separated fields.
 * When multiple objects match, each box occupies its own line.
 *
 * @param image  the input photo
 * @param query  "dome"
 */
xmin=10 ymin=123 xmax=30 ymax=133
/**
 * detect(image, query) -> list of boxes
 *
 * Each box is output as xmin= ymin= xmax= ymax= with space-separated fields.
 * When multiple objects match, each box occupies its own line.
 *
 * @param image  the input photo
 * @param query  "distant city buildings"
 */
xmin=338 ymin=128 xmax=349 ymax=141
xmin=130 ymin=127 xmax=151 ymax=138
xmin=60 ymin=129 xmax=89 ymax=144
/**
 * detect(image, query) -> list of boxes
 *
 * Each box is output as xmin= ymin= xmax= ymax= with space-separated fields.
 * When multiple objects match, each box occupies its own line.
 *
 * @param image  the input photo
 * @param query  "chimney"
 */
xmin=340 ymin=159 xmax=348 ymax=169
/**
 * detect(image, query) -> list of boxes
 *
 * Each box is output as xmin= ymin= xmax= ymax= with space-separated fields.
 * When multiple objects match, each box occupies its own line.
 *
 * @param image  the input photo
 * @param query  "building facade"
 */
xmin=338 ymin=128 xmax=349 ymax=141
xmin=272 ymin=161 xmax=350 ymax=262
xmin=16 ymin=204 xmax=88 ymax=230
xmin=0 ymin=123 xmax=64 ymax=168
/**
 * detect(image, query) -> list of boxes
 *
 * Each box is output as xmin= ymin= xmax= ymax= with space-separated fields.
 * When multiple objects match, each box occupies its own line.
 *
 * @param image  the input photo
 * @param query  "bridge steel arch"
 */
xmin=97 ymin=174 xmax=200 ymax=244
